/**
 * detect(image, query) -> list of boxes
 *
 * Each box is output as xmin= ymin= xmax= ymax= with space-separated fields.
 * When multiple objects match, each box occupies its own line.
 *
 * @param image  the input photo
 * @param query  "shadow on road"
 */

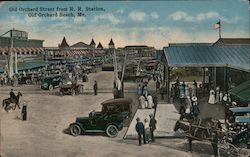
xmin=62 ymin=127 xmax=107 ymax=137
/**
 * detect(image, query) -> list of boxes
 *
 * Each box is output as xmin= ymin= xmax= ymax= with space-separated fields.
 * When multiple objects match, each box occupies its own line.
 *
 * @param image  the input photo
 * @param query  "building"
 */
xmin=117 ymin=45 xmax=156 ymax=58
xmin=0 ymin=29 xmax=45 ymax=75
xmin=162 ymin=38 xmax=250 ymax=102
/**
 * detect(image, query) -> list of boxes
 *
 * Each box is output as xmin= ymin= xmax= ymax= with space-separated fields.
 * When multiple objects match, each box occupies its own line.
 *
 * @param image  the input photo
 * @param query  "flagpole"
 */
xmin=219 ymin=19 xmax=221 ymax=39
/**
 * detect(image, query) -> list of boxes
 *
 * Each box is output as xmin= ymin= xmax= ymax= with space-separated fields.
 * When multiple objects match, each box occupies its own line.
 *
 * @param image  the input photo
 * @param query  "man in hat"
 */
xmin=135 ymin=117 xmax=146 ymax=145
xmin=149 ymin=114 xmax=157 ymax=142
xmin=21 ymin=102 xmax=27 ymax=121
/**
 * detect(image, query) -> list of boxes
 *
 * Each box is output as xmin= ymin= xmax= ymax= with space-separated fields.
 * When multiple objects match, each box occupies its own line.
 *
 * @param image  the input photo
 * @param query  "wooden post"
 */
xmin=202 ymin=67 xmax=205 ymax=96
xmin=213 ymin=67 xmax=217 ymax=91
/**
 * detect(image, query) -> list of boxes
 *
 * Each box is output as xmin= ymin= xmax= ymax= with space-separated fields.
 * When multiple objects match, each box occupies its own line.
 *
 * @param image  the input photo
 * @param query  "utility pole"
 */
xmin=8 ymin=30 xmax=14 ymax=79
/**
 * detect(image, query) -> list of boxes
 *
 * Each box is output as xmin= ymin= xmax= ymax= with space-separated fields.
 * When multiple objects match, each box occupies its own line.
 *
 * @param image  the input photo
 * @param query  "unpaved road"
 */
xmin=0 ymin=72 xmax=231 ymax=157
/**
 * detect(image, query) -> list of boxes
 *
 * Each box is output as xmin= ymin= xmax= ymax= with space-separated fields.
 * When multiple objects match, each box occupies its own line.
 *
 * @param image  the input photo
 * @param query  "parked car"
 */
xmin=41 ymin=74 xmax=63 ymax=91
xmin=18 ymin=73 xmax=39 ymax=84
xmin=59 ymin=83 xmax=84 ymax=96
xmin=69 ymin=98 xmax=132 ymax=137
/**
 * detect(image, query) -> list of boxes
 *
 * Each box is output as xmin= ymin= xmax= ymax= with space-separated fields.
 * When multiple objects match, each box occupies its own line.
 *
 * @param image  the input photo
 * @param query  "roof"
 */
xmin=71 ymin=42 xmax=90 ymax=48
xmin=90 ymin=38 xmax=96 ymax=45
xmin=0 ymin=47 xmax=44 ymax=54
xmin=97 ymin=42 xmax=103 ymax=48
xmin=108 ymin=38 xmax=114 ymax=46
xmin=101 ymin=98 xmax=133 ymax=106
xmin=214 ymin=38 xmax=250 ymax=45
xmin=229 ymin=80 xmax=250 ymax=103
xmin=60 ymin=37 xmax=69 ymax=47
xmin=164 ymin=45 xmax=250 ymax=72
xmin=169 ymin=43 xmax=212 ymax=46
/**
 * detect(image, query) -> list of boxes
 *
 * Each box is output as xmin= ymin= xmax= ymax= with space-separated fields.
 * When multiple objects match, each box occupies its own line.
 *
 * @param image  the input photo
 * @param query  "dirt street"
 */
xmin=0 ymin=72 xmax=217 ymax=157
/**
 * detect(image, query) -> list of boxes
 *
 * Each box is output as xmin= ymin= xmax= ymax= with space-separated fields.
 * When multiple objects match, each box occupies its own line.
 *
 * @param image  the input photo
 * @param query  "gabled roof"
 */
xmin=60 ymin=37 xmax=69 ymax=47
xmin=97 ymin=42 xmax=103 ymax=48
xmin=164 ymin=45 xmax=250 ymax=72
xmin=90 ymin=38 xmax=96 ymax=45
xmin=109 ymin=38 xmax=114 ymax=46
xmin=214 ymin=38 xmax=250 ymax=45
xmin=71 ymin=42 xmax=91 ymax=48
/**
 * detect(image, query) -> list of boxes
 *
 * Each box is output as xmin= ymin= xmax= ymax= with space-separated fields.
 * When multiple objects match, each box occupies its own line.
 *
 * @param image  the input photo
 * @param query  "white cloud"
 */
xmin=150 ymin=12 xmax=159 ymax=19
xmin=169 ymin=11 xmax=240 ymax=24
xmin=92 ymin=13 xmax=123 ymax=25
xmin=73 ymin=16 xmax=86 ymax=25
xmin=129 ymin=11 xmax=147 ymax=22
xmin=116 ymin=9 xmax=124 ymax=14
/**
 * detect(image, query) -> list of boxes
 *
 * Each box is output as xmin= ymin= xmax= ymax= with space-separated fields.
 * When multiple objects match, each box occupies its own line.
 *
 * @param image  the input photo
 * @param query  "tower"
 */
xmin=108 ymin=38 xmax=115 ymax=49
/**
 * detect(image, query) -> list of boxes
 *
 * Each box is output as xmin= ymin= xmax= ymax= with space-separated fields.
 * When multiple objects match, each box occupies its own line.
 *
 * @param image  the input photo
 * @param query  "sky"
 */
xmin=0 ymin=0 xmax=249 ymax=49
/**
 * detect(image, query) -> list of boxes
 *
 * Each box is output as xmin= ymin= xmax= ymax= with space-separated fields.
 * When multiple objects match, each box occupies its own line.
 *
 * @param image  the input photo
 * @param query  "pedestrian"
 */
xmin=142 ymin=84 xmax=148 ymax=98
xmin=139 ymin=95 xmax=146 ymax=109
xmin=211 ymin=129 xmax=219 ymax=157
xmin=144 ymin=118 xmax=150 ymax=143
xmin=93 ymin=80 xmax=98 ymax=95
xmin=135 ymin=117 xmax=146 ymax=146
xmin=191 ymin=97 xmax=200 ymax=120
xmin=0 ymin=77 xmax=3 ymax=86
xmin=147 ymin=94 xmax=154 ymax=109
xmin=156 ymin=80 xmax=160 ymax=93
xmin=160 ymin=85 xmax=164 ymax=100
xmin=21 ymin=102 xmax=27 ymax=121
xmin=137 ymin=84 xmax=142 ymax=96
xmin=149 ymin=114 xmax=157 ymax=142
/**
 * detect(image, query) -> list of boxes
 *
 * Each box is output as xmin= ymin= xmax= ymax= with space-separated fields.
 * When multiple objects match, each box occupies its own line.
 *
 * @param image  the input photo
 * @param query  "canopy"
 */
xmin=164 ymin=44 xmax=250 ymax=72
xmin=229 ymin=80 xmax=250 ymax=103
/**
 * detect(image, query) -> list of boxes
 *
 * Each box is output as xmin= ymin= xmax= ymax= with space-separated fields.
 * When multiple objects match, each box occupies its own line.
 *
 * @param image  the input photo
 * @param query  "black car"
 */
xmin=41 ymin=74 xmax=63 ymax=90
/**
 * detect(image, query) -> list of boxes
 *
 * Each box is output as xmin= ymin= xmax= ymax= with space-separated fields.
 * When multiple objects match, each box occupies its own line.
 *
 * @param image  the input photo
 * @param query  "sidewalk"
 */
xmin=124 ymin=103 xmax=184 ymax=139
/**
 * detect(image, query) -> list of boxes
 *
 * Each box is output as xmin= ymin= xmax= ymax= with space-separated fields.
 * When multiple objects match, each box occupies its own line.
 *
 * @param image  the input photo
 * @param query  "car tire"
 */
xmin=106 ymin=125 xmax=118 ymax=138
xmin=71 ymin=89 xmax=76 ymax=96
xmin=26 ymin=79 xmax=31 ymax=84
xmin=49 ymin=85 xmax=53 ymax=91
xmin=70 ymin=124 xmax=82 ymax=136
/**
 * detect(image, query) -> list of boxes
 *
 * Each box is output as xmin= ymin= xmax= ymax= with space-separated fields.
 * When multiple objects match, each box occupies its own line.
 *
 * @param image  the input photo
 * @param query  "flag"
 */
xmin=213 ymin=21 xmax=220 ymax=29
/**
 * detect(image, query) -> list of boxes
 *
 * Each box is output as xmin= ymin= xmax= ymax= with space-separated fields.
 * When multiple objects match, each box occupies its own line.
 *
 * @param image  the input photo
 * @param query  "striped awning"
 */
xmin=0 ymin=47 xmax=44 ymax=55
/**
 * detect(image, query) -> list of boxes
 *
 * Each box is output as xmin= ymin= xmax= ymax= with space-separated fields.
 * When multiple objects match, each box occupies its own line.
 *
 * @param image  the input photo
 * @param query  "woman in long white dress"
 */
xmin=147 ymin=95 xmax=154 ymax=109
xmin=208 ymin=89 xmax=216 ymax=104
xmin=139 ymin=95 xmax=146 ymax=109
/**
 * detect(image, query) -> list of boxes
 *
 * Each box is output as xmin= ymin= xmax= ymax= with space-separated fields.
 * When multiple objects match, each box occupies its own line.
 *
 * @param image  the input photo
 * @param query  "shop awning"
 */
xmin=229 ymin=80 xmax=250 ymax=103
xmin=164 ymin=44 xmax=250 ymax=72
xmin=17 ymin=60 xmax=47 ymax=71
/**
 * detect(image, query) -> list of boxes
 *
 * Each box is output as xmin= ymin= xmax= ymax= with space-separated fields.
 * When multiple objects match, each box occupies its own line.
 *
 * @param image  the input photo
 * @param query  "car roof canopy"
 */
xmin=101 ymin=98 xmax=133 ymax=106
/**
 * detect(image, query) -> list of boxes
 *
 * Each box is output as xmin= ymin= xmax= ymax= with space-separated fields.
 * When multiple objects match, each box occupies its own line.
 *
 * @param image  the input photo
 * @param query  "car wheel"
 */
xmin=70 ymin=124 xmax=82 ymax=136
xmin=71 ymin=89 xmax=76 ymax=96
xmin=26 ymin=79 xmax=31 ymax=84
xmin=49 ymin=85 xmax=53 ymax=91
xmin=106 ymin=125 xmax=118 ymax=138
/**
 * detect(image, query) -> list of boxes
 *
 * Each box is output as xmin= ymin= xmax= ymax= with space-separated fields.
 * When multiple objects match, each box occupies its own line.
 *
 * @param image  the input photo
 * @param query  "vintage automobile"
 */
xmin=69 ymin=98 xmax=132 ymax=137
xmin=18 ymin=73 xmax=39 ymax=84
xmin=41 ymin=74 xmax=63 ymax=91
xmin=59 ymin=83 xmax=84 ymax=96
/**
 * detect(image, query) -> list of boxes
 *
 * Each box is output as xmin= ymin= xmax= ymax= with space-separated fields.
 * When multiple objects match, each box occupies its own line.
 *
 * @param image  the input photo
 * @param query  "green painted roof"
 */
xmin=229 ymin=80 xmax=250 ymax=103
xmin=164 ymin=45 xmax=250 ymax=72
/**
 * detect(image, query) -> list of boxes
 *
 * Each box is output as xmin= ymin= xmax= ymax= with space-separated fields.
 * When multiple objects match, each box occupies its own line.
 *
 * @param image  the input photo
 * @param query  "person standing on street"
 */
xmin=211 ymin=129 xmax=219 ymax=157
xmin=135 ymin=117 xmax=146 ymax=146
xmin=93 ymin=80 xmax=98 ymax=95
xmin=149 ymin=114 xmax=157 ymax=142
xmin=21 ymin=102 xmax=27 ymax=121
